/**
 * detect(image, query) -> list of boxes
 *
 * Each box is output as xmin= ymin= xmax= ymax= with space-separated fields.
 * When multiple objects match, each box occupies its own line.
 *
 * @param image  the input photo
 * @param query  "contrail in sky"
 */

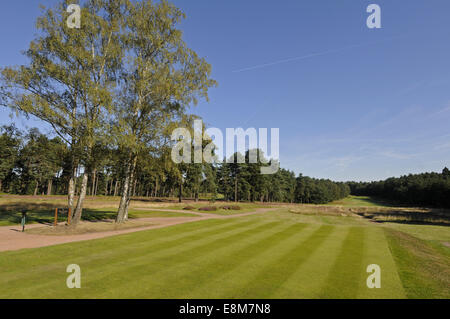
xmin=232 ymin=36 xmax=404 ymax=73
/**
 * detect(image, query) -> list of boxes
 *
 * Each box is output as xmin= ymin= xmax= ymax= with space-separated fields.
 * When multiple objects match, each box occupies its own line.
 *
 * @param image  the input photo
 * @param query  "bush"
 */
xmin=221 ymin=205 xmax=241 ymax=210
xmin=198 ymin=206 xmax=217 ymax=211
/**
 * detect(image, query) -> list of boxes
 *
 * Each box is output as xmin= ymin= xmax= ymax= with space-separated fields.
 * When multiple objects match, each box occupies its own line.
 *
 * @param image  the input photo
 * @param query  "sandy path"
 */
xmin=0 ymin=208 xmax=276 ymax=252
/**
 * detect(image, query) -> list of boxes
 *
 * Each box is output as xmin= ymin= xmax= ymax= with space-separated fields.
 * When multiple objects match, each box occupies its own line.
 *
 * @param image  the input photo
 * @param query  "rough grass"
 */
xmin=162 ymin=202 xmax=267 ymax=215
xmin=382 ymin=223 xmax=450 ymax=242
xmin=385 ymin=228 xmax=450 ymax=298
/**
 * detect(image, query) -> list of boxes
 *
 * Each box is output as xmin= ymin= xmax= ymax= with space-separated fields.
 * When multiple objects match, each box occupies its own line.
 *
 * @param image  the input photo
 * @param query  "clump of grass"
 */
xmin=198 ymin=206 xmax=217 ymax=211
xmin=221 ymin=205 xmax=241 ymax=210
xmin=289 ymin=206 xmax=353 ymax=217
xmin=183 ymin=206 xmax=195 ymax=210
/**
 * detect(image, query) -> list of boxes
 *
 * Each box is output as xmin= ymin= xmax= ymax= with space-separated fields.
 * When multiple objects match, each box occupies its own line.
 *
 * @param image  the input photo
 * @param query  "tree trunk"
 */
xmin=116 ymin=155 xmax=137 ymax=223
xmin=195 ymin=191 xmax=199 ymax=202
xmin=47 ymin=179 xmax=53 ymax=196
xmin=94 ymin=174 xmax=99 ymax=196
xmin=114 ymin=180 xmax=119 ymax=197
xmin=68 ymin=163 xmax=78 ymax=218
xmin=71 ymin=173 xmax=88 ymax=226
xmin=0 ymin=179 xmax=3 ymax=192
xmin=116 ymin=175 xmax=131 ymax=223
xmin=104 ymin=177 xmax=108 ymax=196
xmin=132 ymin=178 xmax=137 ymax=197
xmin=178 ymin=180 xmax=183 ymax=203
xmin=234 ymin=175 xmax=238 ymax=202
xmin=33 ymin=181 xmax=39 ymax=196
xmin=91 ymin=168 xmax=97 ymax=196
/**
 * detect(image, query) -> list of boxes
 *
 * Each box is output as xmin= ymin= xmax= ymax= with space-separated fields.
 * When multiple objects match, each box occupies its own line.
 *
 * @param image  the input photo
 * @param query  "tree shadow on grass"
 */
xmin=0 ymin=202 xmax=120 ymax=225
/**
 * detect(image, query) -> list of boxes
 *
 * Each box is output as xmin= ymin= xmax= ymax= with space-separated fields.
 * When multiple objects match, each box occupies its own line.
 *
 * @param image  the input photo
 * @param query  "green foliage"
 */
xmin=295 ymin=174 xmax=350 ymax=204
xmin=0 ymin=125 xmax=21 ymax=191
xmin=216 ymin=149 xmax=345 ymax=204
xmin=348 ymin=168 xmax=450 ymax=208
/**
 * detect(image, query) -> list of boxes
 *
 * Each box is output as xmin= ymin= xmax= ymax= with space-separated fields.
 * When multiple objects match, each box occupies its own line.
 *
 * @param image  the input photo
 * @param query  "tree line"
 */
xmin=0 ymin=125 xmax=350 ymax=206
xmin=348 ymin=168 xmax=450 ymax=208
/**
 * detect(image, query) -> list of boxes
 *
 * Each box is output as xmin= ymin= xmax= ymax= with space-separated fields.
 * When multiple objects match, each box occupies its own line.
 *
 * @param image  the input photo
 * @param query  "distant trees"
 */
xmin=17 ymin=128 xmax=66 ymax=196
xmin=216 ymin=150 xmax=347 ymax=204
xmin=0 ymin=125 xmax=21 ymax=193
xmin=295 ymin=174 xmax=350 ymax=204
xmin=0 ymin=126 xmax=352 ymax=206
xmin=0 ymin=126 xmax=67 ymax=195
xmin=348 ymin=168 xmax=450 ymax=208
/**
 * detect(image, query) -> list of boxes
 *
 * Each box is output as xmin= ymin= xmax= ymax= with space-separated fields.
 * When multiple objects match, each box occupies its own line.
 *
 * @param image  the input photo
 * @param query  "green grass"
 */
xmin=327 ymin=195 xmax=393 ymax=207
xmin=385 ymin=228 xmax=450 ymax=298
xmin=382 ymin=223 xmax=450 ymax=242
xmin=0 ymin=207 xmax=198 ymax=226
xmin=0 ymin=196 xmax=448 ymax=299
xmin=0 ymin=194 xmax=262 ymax=226
xmin=3 ymin=211 xmax=432 ymax=299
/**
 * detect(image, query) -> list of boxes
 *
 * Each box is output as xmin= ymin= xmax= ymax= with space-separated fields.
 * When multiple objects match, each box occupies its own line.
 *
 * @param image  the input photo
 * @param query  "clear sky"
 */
xmin=1 ymin=0 xmax=449 ymax=181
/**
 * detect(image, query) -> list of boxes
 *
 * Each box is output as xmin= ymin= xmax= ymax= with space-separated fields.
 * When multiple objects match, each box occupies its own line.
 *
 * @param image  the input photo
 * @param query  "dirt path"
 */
xmin=0 ymin=208 xmax=276 ymax=252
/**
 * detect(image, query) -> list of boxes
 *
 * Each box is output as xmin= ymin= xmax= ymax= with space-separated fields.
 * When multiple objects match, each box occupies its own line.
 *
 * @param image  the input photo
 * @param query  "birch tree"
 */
xmin=114 ymin=0 xmax=216 ymax=223
xmin=0 ymin=0 xmax=126 ymax=225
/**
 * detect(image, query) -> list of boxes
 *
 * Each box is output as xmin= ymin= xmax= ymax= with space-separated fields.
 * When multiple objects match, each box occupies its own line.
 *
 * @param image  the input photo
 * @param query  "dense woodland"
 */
xmin=0 ymin=124 xmax=350 ymax=205
xmin=348 ymin=168 xmax=450 ymax=208
xmin=2 ymin=123 xmax=449 ymax=209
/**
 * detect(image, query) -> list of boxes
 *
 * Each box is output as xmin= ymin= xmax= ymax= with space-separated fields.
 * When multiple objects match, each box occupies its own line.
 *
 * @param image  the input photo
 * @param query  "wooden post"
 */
xmin=67 ymin=207 xmax=71 ymax=225
xmin=54 ymin=208 xmax=58 ymax=226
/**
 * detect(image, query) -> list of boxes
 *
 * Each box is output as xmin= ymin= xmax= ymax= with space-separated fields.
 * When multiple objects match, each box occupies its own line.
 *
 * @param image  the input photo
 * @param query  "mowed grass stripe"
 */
xmin=0 ymin=218 xmax=252 ymax=292
xmin=1 ymin=218 xmax=231 ymax=274
xmin=139 ymin=223 xmax=309 ymax=298
xmin=358 ymin=227 xmax=405 ymax=298
xmin=270 ymin=225 xmax=349 ymax=298
xmin=318 ymin=227 xmax=366 ymax=298
xmin=5 ymin=220 xmax=279 ymax=298
xmin=197 ymin=223 xmax=323 ymax=298
xmin=232 ymin=225 xmax=334 ymax=298
xmin=96 ymin=221 xmax=283 ymax=299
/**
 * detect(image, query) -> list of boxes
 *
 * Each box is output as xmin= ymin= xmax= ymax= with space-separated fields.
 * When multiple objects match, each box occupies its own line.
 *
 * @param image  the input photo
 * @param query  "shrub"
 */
xmin=198 ymin=206 xmax=217 ymax=211
xmin=221 ymin=205 xmax=241 ymax=210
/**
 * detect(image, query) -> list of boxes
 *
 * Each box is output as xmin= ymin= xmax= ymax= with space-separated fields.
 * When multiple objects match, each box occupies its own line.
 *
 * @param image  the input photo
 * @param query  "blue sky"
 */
xmin=1 ymin=0 xmax=449 ymax=181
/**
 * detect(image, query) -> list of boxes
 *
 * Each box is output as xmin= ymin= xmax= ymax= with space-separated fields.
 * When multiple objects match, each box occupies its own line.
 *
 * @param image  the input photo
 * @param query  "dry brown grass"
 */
xmin=289 ymin=205 xmax=357 ymax=217
xmin=288 ymin=204 xmax=450 ymax=225
xmin=198 ymin=206 xmax=218 ymax=211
